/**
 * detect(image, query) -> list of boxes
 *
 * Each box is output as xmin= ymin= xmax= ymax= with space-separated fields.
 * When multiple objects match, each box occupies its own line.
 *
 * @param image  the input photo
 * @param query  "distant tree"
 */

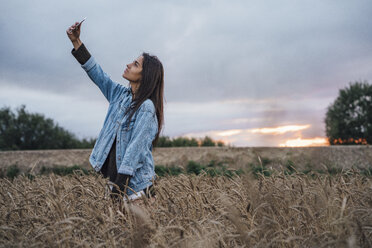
xmin=189 ymin=137 xmax=200 ymax=147
xmin=216 ymin=140 xmax=225 ymax=147
xmin=156 ymin=136 xmax=173 ymax=147
xmin=325 ymin=81 xmax=372 ymax=145
xmin=172 ymin=137 xmax=190 ymax=147
xmin=201 ymin=136 xmax=216 ymax=146
xmin=155 ymin=136 xmax=199 ymax=147
xmin=0 ymin=104 xmax=96 ymax=150
xmin=172 ymin=137 xmax=199 ymax=147
xmin=154 ymin=135 xmax=224 ymax=147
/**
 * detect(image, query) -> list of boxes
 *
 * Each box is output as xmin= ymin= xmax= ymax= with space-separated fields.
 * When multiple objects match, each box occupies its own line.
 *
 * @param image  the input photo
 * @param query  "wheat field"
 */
xmin=1 ymin=170 xmax=371 ymax=247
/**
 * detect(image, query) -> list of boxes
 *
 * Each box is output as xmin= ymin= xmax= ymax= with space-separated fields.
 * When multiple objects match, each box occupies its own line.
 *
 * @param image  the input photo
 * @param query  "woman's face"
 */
xmin=122 ymin=55 xmax=144 ymax=83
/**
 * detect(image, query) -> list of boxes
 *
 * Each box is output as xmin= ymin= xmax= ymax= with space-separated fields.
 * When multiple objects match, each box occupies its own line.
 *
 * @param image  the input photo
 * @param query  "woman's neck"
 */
xmin=130 ymin=82 xmax=139 ymax=99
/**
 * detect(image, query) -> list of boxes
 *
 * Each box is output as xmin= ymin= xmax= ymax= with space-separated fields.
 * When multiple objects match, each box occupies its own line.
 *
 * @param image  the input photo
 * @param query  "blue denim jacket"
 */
xmin=80 ymin=55 xmax=158 ymax=196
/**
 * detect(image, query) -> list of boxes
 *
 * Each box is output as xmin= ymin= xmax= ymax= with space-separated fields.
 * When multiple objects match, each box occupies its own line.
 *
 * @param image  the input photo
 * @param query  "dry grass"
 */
xmin=0 ymin=170 xmax=371 ymax=247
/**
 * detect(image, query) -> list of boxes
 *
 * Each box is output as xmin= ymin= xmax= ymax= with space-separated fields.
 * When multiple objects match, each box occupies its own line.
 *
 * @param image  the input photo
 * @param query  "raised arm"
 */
xmin=66 ymin=21 xmax=129 ymax=103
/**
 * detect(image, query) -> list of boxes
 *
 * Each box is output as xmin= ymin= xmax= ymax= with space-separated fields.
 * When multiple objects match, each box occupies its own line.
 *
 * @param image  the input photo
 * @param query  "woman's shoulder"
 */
xmin=139 ymin=99 xmax=155 ymax=114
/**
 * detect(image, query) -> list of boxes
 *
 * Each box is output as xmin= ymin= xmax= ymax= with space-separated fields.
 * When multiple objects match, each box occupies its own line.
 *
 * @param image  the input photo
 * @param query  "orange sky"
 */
xmin=184 ymin=124 xmax=329 ymax=147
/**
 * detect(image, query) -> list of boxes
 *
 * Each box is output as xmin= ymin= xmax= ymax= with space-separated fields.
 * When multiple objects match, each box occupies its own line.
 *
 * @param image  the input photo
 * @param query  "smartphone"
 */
xmin=68 ymin=17 xmax=86 ymax=34
xmin=71 ymin=17 xmax=86 ymax=31
xmin=76 ymin=17 xmax=87 ymax=28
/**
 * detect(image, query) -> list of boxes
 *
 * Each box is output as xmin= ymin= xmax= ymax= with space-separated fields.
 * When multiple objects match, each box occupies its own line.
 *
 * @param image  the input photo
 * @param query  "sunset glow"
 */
xmin=279 ymin=137 xmax=329 ymax=147
xmin=250 ymin=125 xmax=310 ymax=135
xmin=216 ymin=129 xmax=242 ymax=136
xmin=182 ymin=124 xmax=328 ymax=147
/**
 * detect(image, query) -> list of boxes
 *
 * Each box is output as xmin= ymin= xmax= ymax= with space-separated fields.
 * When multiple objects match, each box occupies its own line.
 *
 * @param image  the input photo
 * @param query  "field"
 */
xmin=1 ymin=146 xmax=371 ymax=176
xmin=1 ymin=170 xmax=372 ymax=247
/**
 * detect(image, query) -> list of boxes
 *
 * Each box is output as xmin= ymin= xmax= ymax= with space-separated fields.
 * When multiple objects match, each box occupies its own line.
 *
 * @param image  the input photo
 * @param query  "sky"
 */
xmin=1 ymin=0 xmax=372 ymax=147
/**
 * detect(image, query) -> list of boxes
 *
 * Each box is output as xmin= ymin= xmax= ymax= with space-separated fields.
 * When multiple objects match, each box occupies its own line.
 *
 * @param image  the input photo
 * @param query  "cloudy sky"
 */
xmin=1 ymin=0 xmax=371 ymax=147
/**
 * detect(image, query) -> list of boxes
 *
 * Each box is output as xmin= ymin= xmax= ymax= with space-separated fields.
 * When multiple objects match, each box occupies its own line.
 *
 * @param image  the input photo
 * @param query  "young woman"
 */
xmin=66 ymin=21 xmax=164 ymax=203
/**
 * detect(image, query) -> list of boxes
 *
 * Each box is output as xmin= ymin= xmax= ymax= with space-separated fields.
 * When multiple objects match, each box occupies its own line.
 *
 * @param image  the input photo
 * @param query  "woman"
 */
xmin=66 ymin=21 xmax=164 ymax=203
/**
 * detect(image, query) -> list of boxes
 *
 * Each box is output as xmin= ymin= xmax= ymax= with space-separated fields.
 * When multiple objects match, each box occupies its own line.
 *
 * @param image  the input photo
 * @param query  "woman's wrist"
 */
xmin=71 ymin=42 xmax=91 ymax=65
xmin=72 ymin=38 xmax=82 ymax=50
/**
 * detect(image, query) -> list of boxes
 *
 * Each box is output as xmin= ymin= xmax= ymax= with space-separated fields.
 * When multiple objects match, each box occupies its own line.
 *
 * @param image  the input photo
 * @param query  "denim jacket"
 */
xmin=80 ymin=55 xmax=158 ymax=195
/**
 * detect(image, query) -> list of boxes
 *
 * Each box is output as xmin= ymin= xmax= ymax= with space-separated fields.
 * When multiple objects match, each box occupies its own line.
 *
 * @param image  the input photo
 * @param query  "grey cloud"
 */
xmin=1 ymin=0 xmax=372 ymax=102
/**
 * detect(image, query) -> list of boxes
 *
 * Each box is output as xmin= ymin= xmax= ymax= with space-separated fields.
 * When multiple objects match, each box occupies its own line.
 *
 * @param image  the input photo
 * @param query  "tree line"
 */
xmin=0 ymin=104 xmax=226 ymax=151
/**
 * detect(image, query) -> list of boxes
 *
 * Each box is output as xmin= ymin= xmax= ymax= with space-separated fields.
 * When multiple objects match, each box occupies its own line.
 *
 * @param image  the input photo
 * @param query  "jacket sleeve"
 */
xmin=118 ymin=109 xmax=158 ymax=176
xmin=71 ymin=43 xmax=91 ymax=65
xmin=72 ymin=44 xmax=129 ymax=103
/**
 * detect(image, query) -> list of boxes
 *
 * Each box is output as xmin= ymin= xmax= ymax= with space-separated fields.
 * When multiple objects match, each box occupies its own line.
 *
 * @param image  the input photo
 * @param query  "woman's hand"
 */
xmin=66 ymin=21 xmax=81 ymax=41
xmin=66 ymin=21 xmax=83 ymax=50
xmin=109 ymin=173 xmax=132 ymax=201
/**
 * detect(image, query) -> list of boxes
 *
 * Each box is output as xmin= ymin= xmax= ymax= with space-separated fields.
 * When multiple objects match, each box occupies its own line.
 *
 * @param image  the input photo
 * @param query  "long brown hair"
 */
xmin=124 ymin=52 xmax=164 ymax=149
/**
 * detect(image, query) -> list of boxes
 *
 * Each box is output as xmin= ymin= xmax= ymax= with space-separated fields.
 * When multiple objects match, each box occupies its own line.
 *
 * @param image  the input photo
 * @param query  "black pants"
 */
xmin=100 ymin=135 xmax=155 ymax=198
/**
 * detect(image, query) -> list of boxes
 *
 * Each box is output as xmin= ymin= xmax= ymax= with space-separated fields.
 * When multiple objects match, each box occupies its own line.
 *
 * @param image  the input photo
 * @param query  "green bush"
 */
xmin=206 ymin=160 xmax=225 ymax=168
xmin=155 ymin=165 xmax=184 ymax=177
xmin=235 ymin=168 xmax=245 ymax=176
xmin=261 ymin=157 xmax=272 ymax=166
xmin=360 ymin=167 xmax=372 ymax=176
xmin=326 ymin=167 xmax=343 ymax=175
xmin=205 ymin=167 xmax=221 ymax=177
xmin=248 ymin=162 xmax=272 ymax=178
xmin=186 ymin=161 xmax=206 ymax=175
xmin=6 ymin=165 xmax=20 ymax=179
xmin=284 ymin=160 xmax=296 ymax=175
xmin=26 ymin=173 xmax=35 ymax=181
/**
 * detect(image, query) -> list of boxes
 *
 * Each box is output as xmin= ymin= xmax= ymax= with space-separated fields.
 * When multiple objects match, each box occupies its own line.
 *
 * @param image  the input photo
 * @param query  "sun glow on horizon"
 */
xmin=216 ymin=129 xmax=242 ymax=136
xmin=279 ymin=137 xmax=329 ymax=147
xmin=250 ymin=124 xmax=310 ymax=135
xmin=181 ymin=124 xmax=327 ymax=147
